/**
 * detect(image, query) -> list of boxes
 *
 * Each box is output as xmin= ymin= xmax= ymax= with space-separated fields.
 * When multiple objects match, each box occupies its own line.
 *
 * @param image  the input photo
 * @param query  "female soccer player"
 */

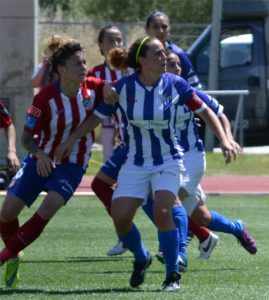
xmin=145 ymin=10 xmax=201 ymax=90
xmin=88 ymin=25 xmax=133 ymax=256
xmin=88 ymin=25 xmax=132 ymax=163
xmin=0 ymin=39 xmax=116 ymax=288
xmin=145 ymin=12 xmax=257 ymax=256
xmin=55 ymin=36 xmax=235 ymax=292
xmin=167 ymin=51 xmax=257 ymax=256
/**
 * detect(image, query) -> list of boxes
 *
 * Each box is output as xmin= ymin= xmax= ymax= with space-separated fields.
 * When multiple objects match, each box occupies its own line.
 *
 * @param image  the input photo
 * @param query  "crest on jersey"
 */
xmin=160 ymin=92 xmax=172 ymax=109
xmin=83 ymin=97 xmax=93 ymax=111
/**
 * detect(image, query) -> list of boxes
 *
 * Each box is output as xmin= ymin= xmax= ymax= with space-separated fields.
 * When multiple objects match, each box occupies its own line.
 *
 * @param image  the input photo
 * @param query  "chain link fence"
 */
xmin=38 ymin=20 xmax=208 ymax=67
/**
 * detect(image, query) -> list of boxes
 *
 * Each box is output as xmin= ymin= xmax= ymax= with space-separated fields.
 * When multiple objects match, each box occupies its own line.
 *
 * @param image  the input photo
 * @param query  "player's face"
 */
xmin=146 ymin=15 xmax=171 ymax=45
xmin=60 ymin=51 xmax=88 ymax=84
xmin=166 ymin=53 xmax=182 ymax=76
xmin=140 ymin=39 xmax=167 ymax=75
xmin=99 ymin=29 xmax=123 ymax=57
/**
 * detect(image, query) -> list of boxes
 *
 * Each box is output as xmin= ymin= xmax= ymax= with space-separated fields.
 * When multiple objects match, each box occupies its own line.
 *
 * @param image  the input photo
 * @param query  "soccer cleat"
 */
xmin=155 ymin=252 xmax=187 ymax=272
xmin=236 ymin=221 xmax=257 ymax=254
xmin=178 ymin=255 xmax=188 ymax=272
xmin=5 ymin=251 xmax=24 ymax=288
xmin=130 ymin=252 xmax=152 ymax=288
xmin=162 ymin=272 xmax=181 ymax=292
xmin=106 ymin=240 xmax=127 ymax=256
xmin=198 ymin=232 xmax=219 ymax=259
xmin=155 ymin=251 xmax=164 ymax=264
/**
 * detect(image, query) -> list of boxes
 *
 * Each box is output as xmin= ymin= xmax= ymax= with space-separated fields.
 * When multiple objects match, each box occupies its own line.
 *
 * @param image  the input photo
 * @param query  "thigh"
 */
xmin=151 ymin=161 xmax=181 ymax=197
xmin=182 ymin=185 xmax=206 ymax=216
xmin=99 ymin=145 xmax=128 ymax=181
xmin=0 ymin=194 xmax=25 ymax=222
xmin=112 ymin=164 xmax=151 ymax=202
xmin=8 ymin=156 xmax=47 ymax=207
xmin=112 ymin=197 xmax=142 ymax=221
xmin=181 ymin=151 xmax=206 ymax=195
xmin=45 ymin=163 xmax=85 ymax=204
xmin=37 ymin=191 xmax=65 ymax=220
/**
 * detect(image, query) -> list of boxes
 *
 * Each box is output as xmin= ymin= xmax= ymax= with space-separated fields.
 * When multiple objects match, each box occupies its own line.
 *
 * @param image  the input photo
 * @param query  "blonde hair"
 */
xmin=43 ymin=35 xmax=69 ymax=60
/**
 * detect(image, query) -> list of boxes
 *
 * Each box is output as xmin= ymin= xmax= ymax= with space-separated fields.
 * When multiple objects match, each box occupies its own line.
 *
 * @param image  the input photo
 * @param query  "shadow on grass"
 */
xmin=0 ymin=287 xmax=155 ymax=296
xmin=23 ymin=256 xmax=133 ymax=264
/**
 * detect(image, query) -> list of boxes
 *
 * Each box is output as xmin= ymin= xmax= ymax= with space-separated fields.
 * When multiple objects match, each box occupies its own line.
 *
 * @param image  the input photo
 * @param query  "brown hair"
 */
xmin=109 ymin=37 xmax=154 ymax=71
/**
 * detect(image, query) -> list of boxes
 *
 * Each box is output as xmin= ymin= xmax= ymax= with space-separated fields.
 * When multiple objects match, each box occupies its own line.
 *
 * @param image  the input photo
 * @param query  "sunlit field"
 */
xmin=0 ymin=194 xmax=268 ymax=299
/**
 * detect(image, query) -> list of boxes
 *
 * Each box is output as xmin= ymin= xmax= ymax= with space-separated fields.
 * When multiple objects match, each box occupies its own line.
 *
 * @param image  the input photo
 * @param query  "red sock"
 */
xmin=0 ymin=213 xmax=49 ymax=263
xmin=188 ymin=217 xmax=210 ymax=243
xmin=0 ymin=218 xmax=19 ymax=245
xmin=91 ymin=176 xmax=113 ymax=216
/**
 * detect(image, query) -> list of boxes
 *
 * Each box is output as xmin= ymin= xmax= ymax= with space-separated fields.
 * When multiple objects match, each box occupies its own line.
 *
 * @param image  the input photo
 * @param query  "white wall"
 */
xmin=0 ymin=0 xmax=38 ymax=163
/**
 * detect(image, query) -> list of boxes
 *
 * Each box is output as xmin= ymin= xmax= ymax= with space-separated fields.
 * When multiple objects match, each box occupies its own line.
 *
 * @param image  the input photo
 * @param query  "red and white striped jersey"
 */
xmin=88 ymin=62 xmax=132 ymax=83
xmin=24 ymin=77 xmax=104 ymax=168
xmin=0 ymin=100 xmax=12 ymax=128
xmin=88 ymin=63 xmax=132 ymax=142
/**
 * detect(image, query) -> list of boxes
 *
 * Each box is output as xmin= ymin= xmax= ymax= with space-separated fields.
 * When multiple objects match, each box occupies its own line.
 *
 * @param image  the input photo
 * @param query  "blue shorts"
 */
xmin=100 ymin=145 xmax=128 ymax=180
xmin=8 ymin=156 xmax=85 ymax=207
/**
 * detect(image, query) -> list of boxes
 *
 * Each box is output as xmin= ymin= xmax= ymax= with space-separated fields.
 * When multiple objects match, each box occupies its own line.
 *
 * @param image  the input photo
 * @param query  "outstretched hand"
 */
xmin=220 ymin=139 xmax=237 ymax=164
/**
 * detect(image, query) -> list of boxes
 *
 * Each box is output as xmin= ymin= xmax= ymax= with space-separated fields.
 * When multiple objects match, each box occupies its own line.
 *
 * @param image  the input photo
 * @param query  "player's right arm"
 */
xmin=22 ymin=98 xmax=55 ymax=177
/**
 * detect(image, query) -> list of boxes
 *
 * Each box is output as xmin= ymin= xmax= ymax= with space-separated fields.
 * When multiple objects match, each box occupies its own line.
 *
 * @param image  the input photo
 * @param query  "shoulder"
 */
xmin=88 ymin=64 xmax=105 ymax=76
xmin=84 ymin=76 xmax=104 ymax=87
xmin=34 ymin=82 xmax=59 ymax=105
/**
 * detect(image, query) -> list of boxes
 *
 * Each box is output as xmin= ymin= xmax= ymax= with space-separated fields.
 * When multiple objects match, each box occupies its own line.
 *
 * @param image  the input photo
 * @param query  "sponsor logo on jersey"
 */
xmin=28 ymin=106 xmax=41 ymax=118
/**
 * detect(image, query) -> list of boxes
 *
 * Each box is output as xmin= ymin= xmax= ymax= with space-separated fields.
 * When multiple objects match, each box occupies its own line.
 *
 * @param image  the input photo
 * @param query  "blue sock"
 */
xmin=158 ymin=229 xmax=179 ymax=279
xmin=119 ymin=223 xmax=148 ymax=262
xmin=208 ymin=211 xmax=243 ymax=237
xmin=172 ymin=205 xmax=188 ymax=259
xmin=141 ymin=195 xmax=155 ymax=225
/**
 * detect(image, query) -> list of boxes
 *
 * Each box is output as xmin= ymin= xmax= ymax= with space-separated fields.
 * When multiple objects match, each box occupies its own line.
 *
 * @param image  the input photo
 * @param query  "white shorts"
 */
xmin=112 ymin=159 xmax=183 ymax=204
xmin=182 ymin=184 xmax=207 ymax=216
xmin=180 ymin=150 xmax=206 ymax=195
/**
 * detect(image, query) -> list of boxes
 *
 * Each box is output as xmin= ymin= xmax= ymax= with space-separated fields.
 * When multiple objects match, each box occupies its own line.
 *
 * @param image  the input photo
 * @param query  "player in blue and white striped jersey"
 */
xmin=145 ymin=10 xmax=201 ymax=90
xmin=55 ymin=37 xmax=235 ymax=292
xmin=165 ymin=50 xmax=257 ymax=257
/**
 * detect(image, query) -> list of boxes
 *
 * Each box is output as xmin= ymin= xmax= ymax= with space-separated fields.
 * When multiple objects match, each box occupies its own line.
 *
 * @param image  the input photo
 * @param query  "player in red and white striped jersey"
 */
xmin=88 ymin=25 xmax=132 ymax=162
xmin=0 ymin=39 xmax=117 ymax=287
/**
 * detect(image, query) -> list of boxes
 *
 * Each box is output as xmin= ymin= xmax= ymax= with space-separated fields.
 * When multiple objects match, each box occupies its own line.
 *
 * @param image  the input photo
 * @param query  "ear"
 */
xmin=57 ymin=65 xmax=65 ymax=76
xmin=138 ymin=56 xmax=146 ymax=66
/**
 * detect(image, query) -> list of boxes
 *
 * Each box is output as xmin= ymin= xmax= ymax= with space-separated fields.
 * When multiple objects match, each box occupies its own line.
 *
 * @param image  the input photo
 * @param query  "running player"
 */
xmin=167 ymin=50 xmax=257 ymax=255
xmin=55 ymin=36 xmax=235 ymax=292
xmin=0 ymin=39 xmax=116 ymax=288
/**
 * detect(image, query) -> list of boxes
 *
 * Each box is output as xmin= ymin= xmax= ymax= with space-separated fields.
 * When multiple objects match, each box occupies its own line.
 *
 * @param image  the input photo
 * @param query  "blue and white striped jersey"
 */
xmin=176 ymin=90 xmax=224 ymax=153
xmin=94 ymin=72 xmax=207 ymax=166
xmin=166 ymin=41 xmax=202 ymax=90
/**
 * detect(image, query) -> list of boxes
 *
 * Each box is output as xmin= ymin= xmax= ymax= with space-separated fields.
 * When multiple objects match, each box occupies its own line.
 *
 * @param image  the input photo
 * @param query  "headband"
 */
xmin=135 ymin=36 xmax=150 ymax=63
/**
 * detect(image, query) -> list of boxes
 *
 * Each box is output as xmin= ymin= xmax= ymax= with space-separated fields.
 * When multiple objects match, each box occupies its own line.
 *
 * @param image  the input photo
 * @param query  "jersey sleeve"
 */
xmin=168 ymin=42 xmax=202 ymax=90
xmin=196 ymin=90 xmax=224 ymax=116
xmin=93 ymin=101 xmax=118 ymax=119
xmin=24 ymin=94 xmax=45 ymax=134
xmin=0 ymin=100 xmax=12 ymax=128
xmin=173 ymin=76 xmax=207 ymax=113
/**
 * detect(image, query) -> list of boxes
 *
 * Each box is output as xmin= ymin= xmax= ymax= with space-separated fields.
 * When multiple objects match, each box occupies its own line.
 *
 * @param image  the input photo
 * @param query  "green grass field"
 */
xmin=0 ymin=195 xmax=268 ymax=299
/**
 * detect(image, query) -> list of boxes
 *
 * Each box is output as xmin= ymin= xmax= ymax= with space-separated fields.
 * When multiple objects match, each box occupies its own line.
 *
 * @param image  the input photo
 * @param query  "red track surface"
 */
xmin=77 ymin=175 xmax=269 ymax=195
